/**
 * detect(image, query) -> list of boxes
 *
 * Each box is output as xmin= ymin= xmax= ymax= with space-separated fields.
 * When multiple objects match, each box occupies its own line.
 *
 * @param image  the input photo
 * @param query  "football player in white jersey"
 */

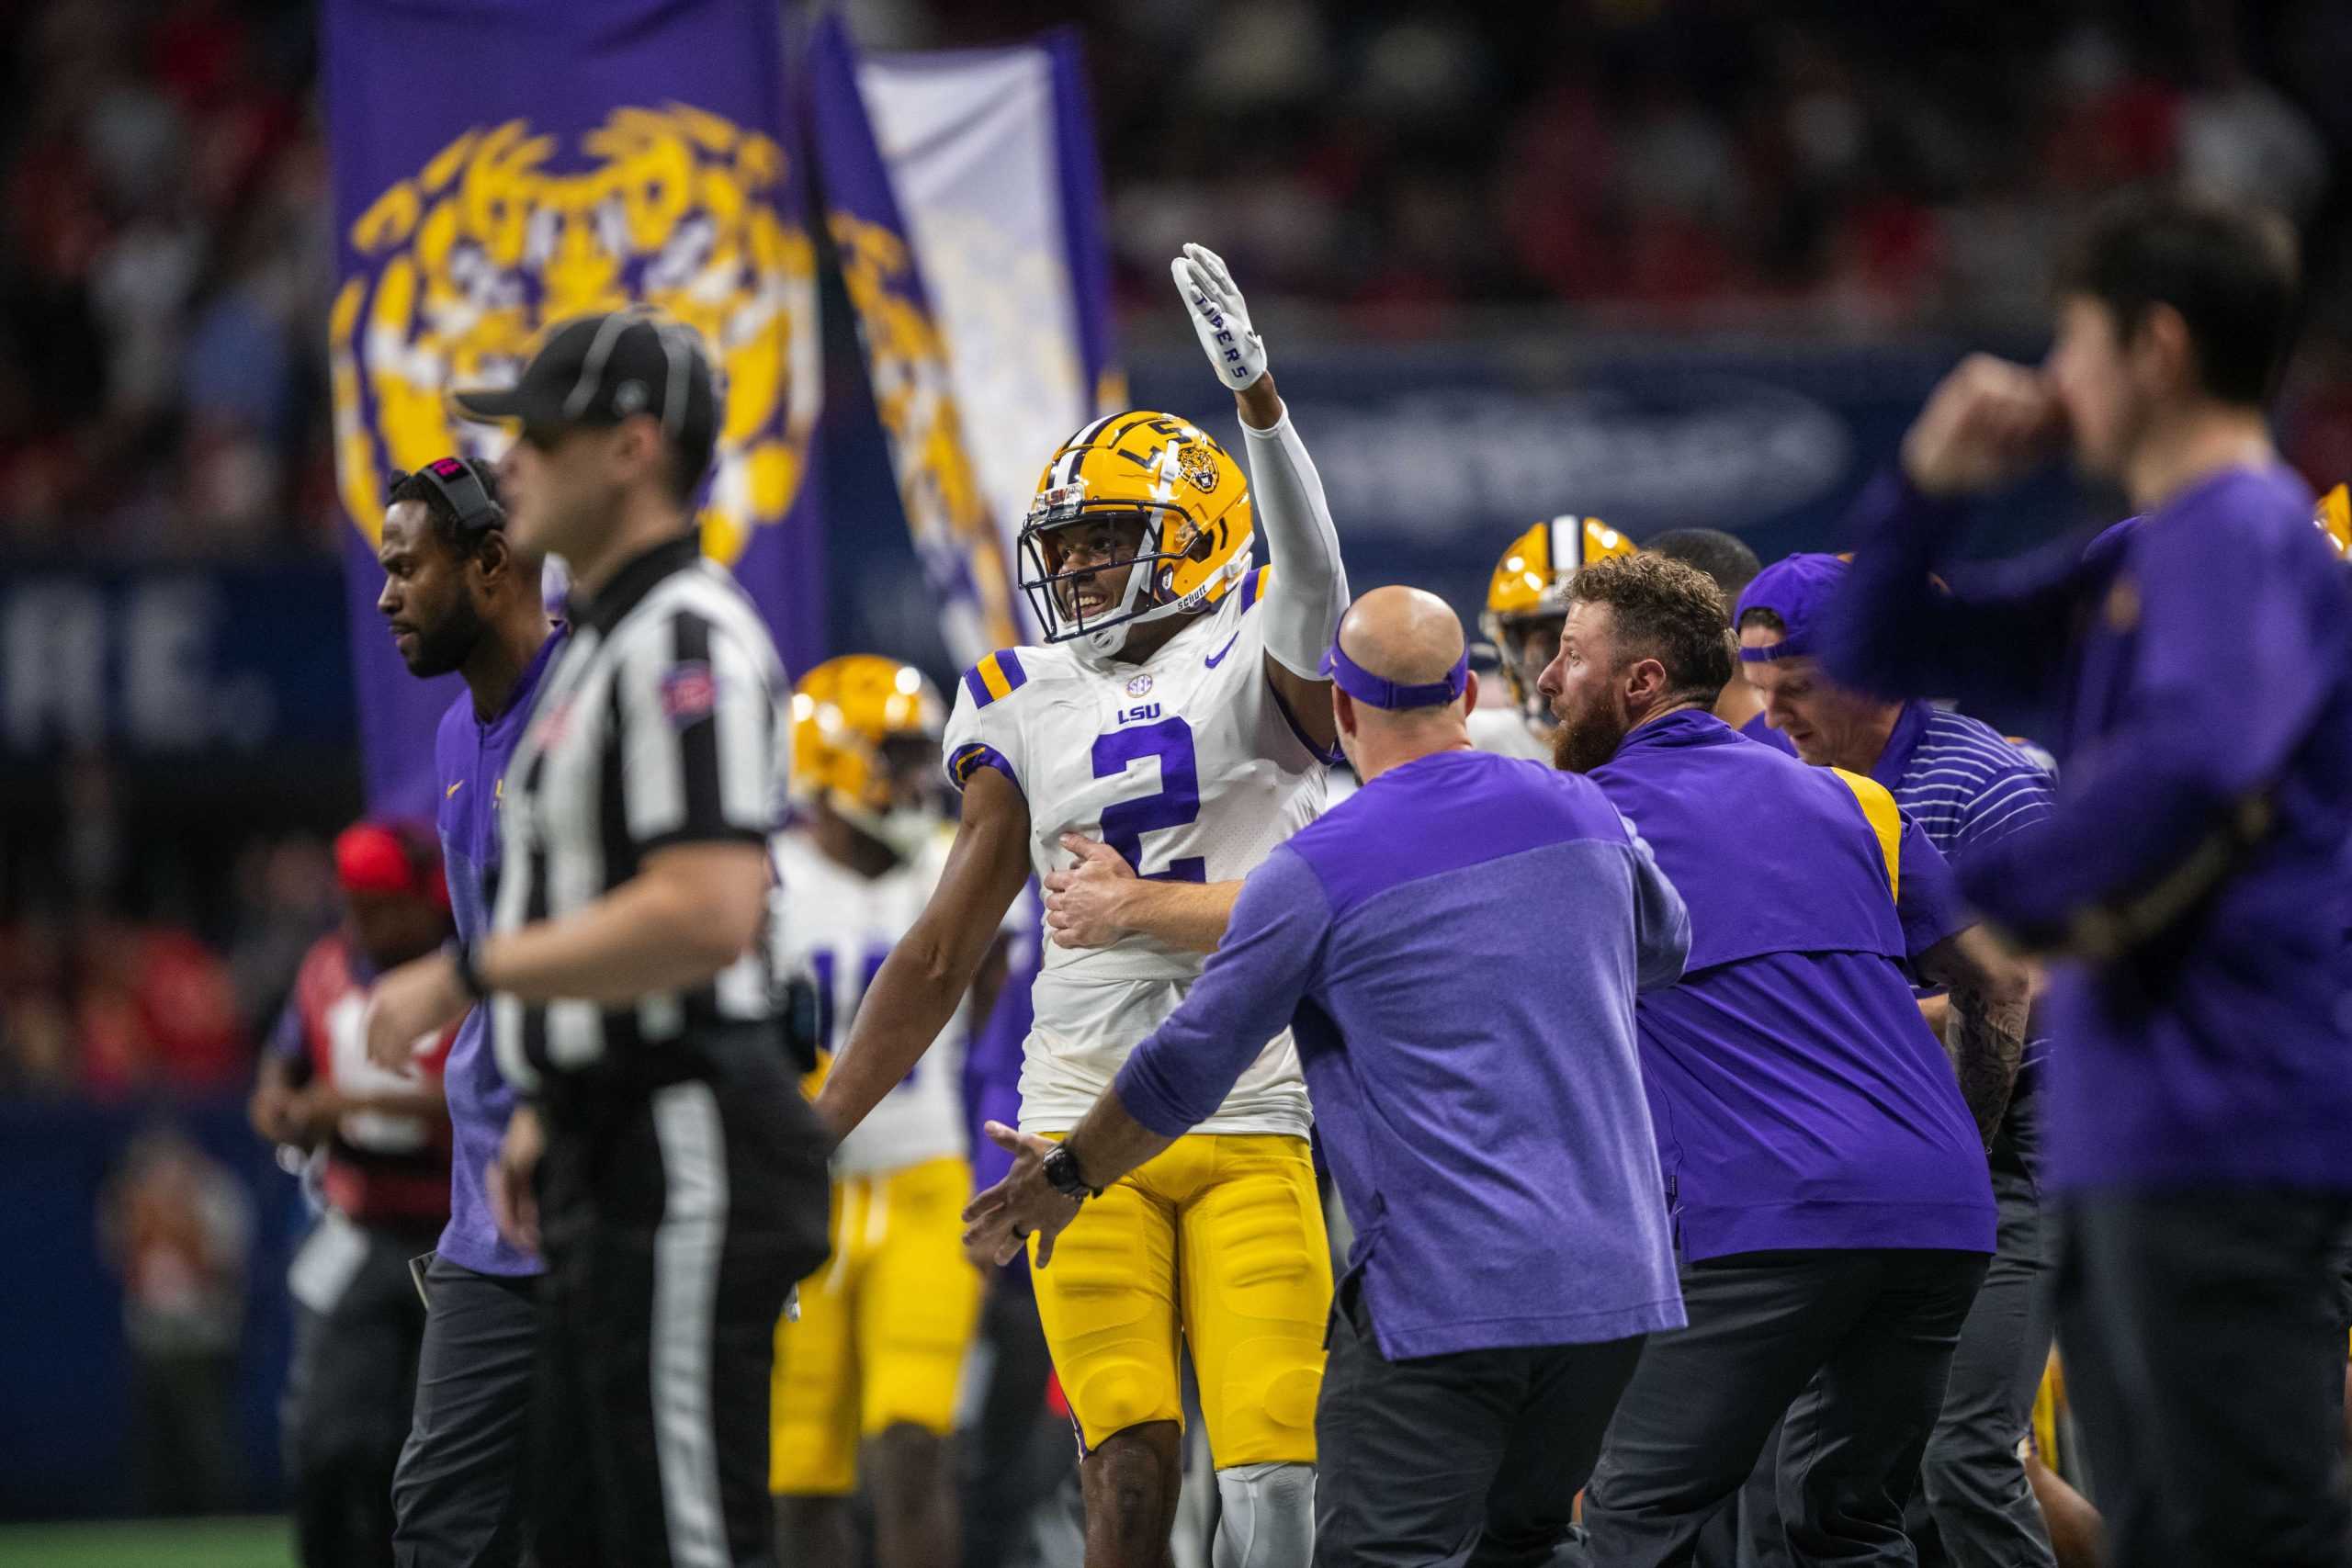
xmin=769 ymin=654 xmax=992 ymax=1568
xmin=814 ymin=244 xmax=1347 ymax=1568
xmin=1473 ymin=514 xmax=1636 ymax=760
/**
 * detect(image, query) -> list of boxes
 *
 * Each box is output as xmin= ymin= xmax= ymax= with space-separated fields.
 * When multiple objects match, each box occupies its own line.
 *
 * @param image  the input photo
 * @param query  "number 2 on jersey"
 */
xmin=1091 ymin=717 xmax=1207 ymax=883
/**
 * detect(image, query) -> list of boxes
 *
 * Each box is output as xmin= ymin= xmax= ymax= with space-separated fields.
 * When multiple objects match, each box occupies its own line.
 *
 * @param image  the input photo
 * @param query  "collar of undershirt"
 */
xmin=568 ymin=534 xmax=701 ymax=635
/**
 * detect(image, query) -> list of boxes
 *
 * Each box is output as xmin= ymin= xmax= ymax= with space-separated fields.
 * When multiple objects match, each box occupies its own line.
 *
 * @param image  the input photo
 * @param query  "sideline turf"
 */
xmin=0 ymin=1515 xmax=291 ymax=1566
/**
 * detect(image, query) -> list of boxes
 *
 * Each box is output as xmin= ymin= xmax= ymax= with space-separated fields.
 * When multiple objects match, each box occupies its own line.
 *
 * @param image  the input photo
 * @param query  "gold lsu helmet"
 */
xmin=1019 ymin=411 xmax=1253 ymax=657
xmin=1481 ymin=515 xmax=1635 ymax=716
xmin=2317 ymin=483 xmax=2350 ymax=558
xmin=790 ymin=655 xmax=947 ymax=858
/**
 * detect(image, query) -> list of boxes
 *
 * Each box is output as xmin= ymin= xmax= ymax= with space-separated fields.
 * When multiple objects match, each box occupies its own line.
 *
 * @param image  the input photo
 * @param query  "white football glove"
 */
xmin=1171 ymin=243 xmax=1268 ymax=389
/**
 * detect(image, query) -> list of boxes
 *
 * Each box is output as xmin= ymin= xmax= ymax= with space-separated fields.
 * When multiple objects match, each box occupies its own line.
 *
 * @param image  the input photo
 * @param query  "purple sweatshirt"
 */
xmin=433 ymin=628 xmax=565 ymax=1276
xmin=1825 ymin=464 xmax=2352 ymax=1196
xmin=1114 ymin=749 xmax=1691 ymax=1359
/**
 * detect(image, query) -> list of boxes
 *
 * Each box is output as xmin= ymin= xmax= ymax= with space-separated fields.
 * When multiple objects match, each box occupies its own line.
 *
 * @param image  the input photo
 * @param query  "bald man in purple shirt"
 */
xmin=1826 ymin=190 xmax=2352 ymax=1568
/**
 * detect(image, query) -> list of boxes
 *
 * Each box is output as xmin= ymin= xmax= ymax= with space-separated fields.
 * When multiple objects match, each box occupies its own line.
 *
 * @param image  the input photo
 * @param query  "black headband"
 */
xmin=397 ymin=457 xmax=502 ymax=536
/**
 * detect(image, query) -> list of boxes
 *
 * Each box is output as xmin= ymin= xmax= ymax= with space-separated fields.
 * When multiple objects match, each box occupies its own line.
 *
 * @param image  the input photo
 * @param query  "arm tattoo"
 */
xmin=1944 ymin=983 xmax=2026 ymax=1150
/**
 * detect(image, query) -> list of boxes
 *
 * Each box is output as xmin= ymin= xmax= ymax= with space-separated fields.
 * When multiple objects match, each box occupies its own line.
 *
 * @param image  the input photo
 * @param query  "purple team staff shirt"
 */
xmin=1590 ymin=709 xmax=1996 ymax=1261
xmin=1114 ymin=748 xmax=1692 ymax=1361
xmin=1826 ymin=462 xmax=2352 ymax=1197
xmin=433 ymin=628 xmax=565 ymax=1277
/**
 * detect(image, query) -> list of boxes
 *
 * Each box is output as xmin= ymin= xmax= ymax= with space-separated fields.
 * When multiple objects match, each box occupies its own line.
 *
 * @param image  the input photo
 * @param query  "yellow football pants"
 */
xmin=770 ymin=1156 xmax=983 ymax=1495
xmin=1031 ymin=1133 xmax=1330 ymax=1464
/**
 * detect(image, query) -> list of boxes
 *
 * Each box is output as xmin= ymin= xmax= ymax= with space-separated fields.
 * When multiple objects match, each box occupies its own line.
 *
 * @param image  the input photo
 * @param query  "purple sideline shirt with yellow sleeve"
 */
xmin=432 ymin=627 xmax=565 ymax=1276
xmin=1591 ymin=710 xmax=1996 ymax=1261
xmin=1826 ymin=463 xmax=2352 ymax=1197
xmin=1113 ymin=748 xmax=1691 ymax=1360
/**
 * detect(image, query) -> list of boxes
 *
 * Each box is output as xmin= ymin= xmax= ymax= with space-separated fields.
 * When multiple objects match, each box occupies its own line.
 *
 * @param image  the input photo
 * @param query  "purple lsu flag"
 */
xmin=805 ymin=17 xmax=1117 ymax=665
xmin=325 ymin=0 xmax=824 ymax=814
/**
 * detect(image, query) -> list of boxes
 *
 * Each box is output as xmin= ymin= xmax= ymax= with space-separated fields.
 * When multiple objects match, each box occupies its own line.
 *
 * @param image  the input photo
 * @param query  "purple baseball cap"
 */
xmin=1733 ymin=552 xmax=1849 ymax=663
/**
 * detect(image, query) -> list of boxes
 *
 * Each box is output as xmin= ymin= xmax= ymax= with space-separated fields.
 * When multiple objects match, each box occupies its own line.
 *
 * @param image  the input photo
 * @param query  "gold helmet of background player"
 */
xmin=790 ymin=654 xmax=946 ymax=861
xmin=2316 ymin=483 xmax=2350 ymax=558
xmin=1480 ymin=515 xmax=1635 ymax=721
xmin=1018 ymin=411 xmax=1254 ymax=658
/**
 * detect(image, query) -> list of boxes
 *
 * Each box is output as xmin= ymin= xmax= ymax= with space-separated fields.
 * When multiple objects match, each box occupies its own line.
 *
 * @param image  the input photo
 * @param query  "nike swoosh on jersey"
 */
xmin=447 ymin=780 xmax=464 ymax=797
xmin=1204 ymin=633 xmax=1240 ymax=668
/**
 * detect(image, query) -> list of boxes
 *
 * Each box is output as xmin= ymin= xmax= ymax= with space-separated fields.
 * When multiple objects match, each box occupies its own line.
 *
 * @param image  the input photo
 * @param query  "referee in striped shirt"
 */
xmin=1736 ymin=551 xmax=2059 ymax=1568
xmin=367 ymin=311 xmax=830 ymax=1568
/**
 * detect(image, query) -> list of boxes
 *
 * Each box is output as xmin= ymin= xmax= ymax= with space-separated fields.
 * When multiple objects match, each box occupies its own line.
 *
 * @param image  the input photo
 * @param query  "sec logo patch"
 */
xmin=1125 ymin=673 xmax=1154 ymax=697
xmin=662 ymin=662 xmax=718 ymax=726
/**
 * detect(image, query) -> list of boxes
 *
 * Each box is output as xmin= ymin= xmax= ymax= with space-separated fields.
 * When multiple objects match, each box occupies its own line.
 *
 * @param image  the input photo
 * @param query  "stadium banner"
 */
xmin=0 ymin=564 xmax=352 ymax=757
xmin=854 ymin=28 xmax=1120 ymax=630
xmin=804 ymin=15 xmax=1041 ymax=666
xmin=323 ymin=0 xmax=824 ymax=814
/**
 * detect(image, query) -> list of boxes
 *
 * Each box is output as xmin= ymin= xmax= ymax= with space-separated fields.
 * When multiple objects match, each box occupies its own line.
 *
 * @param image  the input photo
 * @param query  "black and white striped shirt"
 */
xmin=491 ymin=535 xmax=788 ymax=1091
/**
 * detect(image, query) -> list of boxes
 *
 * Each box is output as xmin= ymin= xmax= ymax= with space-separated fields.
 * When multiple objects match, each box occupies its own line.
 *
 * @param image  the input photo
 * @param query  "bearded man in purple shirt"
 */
xmin=1541 ymin=553 xmax=2029 ymax=1568
xmin=366 ymin=455 xmax=563 ymax=1568
xmin=1824 ymin=190 xmax=2352 ymax=1568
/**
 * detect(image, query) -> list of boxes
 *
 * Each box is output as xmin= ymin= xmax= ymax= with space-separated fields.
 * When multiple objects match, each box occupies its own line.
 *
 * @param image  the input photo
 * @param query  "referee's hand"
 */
xmin=488 ymin=1106 xmax=545 ymax=1256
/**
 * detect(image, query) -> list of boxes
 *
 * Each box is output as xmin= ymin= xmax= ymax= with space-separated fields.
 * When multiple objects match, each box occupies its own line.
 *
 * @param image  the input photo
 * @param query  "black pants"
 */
xmin=283 ymin=1217 xmax=434 ymax=1568
xmin=1697 ymin=1110 xmax=2057 ymax=1568
xmin=531 ymin=1043 xmax=831 ymax=1568
xmin=392 ymin=1256 xmax=540 ymax=1568
xmin=1910 ymin=1088 xmax=2056 ymax=1568
xmin=1583 ymin=1247 xmax=1987 ymax=1567
xmin=2055 ymin=1190 xmax=2352 ymax=1568
xmin=1316 ymin=1274 xmax=1647 ymax=1567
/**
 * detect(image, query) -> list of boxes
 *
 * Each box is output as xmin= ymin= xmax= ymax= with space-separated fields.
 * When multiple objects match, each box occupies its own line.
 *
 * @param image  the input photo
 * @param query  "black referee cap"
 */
xmin=452 ymin=311 xmax=719 ymax=482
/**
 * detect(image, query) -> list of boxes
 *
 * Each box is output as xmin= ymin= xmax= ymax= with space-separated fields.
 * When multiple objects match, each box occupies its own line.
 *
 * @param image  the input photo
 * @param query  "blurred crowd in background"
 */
xmin=4 ymin=0 xmax=2351 ymax=1092
xmin=6 ymin=0 xmax=2351 ymax=568
xmin=0 ymin=761 xmax=339 ymax=1101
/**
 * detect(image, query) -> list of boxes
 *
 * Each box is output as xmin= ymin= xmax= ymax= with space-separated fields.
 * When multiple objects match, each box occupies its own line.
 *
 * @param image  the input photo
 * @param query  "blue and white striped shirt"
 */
xmin=1873 ymin=700 xmax=2057 ymax=1066
xmin=1873 ymin=701 xmax=2055 ymax=862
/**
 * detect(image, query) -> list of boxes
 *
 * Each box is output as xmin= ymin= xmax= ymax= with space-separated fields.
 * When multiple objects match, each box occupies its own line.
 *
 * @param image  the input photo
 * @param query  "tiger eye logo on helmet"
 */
xmin=1179 ymin=444 xmax=1219 ymax=494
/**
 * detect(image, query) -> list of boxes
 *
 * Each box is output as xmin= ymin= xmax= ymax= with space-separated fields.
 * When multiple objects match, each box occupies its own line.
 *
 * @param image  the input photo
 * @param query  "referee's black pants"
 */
xmin=529 ymin=1027 xmax=831 ymax=1568
xmin=1582 ymin=1247 xmax=1987 ymax=1566
xmin=2054 ymin=1190 xmax=2352 ymax=1568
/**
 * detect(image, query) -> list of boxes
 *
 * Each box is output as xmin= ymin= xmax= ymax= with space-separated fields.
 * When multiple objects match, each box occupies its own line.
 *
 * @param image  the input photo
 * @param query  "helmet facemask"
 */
xmin=1482 ymin=595 xmax=1568 ymax=734
xmin=1018 ymin=502 xmax=1209 ymax=660
xmin=831 ymin=733 xmax=946 ymax=863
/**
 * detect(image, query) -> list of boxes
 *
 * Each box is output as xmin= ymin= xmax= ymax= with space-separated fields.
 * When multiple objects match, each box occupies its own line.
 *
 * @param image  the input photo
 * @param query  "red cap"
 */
xmin=334 ymin=821 xmax=450 ymax=910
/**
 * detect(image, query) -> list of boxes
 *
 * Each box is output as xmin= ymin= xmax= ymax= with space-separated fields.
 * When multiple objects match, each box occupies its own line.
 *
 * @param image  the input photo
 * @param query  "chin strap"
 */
xmin=1214 ymin=1462 xmax=1315 ymax=1568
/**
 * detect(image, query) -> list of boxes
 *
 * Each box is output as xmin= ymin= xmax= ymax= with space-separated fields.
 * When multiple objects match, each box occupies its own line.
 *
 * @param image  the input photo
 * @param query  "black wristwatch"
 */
xmin=1042 ymin=1144 xmax=1099 ymax=1201
xmin=447 ymin=938 xmax=486 ymax=1001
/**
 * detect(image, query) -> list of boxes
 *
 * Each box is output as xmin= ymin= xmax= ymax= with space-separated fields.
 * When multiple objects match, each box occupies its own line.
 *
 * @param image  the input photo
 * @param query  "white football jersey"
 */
xmin=943 ymin=568 xmax=1329 ymax=1136
xmin=1467 ymin=705 xmax=1554 ymax=762
xmin=774 ymin=827 xmax=971 ymax=1175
